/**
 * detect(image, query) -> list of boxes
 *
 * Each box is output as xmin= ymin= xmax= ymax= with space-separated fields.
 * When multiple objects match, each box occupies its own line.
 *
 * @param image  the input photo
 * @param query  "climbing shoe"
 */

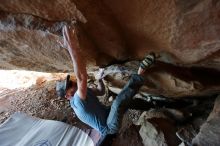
xmin=140 ymin=52 xmax=156 ymax=69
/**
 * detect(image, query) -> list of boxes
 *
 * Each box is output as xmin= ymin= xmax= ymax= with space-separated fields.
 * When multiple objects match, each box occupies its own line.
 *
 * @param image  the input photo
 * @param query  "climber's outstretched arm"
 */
xmin=62 ymin=25 xmax=87 ymax=100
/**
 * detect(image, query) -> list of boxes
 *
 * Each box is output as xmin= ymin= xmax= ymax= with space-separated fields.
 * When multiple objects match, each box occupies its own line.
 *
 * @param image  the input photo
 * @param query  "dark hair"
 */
xmin=66 ymin=80 xmax=77 ymax=90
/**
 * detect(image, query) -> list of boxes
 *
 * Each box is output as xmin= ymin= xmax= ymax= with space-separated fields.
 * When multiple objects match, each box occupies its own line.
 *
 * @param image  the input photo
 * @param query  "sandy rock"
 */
xmin=104 ymin=62 xmax=220 ymax=98
xmin=139 ymin=120 xmax=167 ymax=146
xmin=0 ymin=0 xmax=219 ymax=69
xmin=136 ymin=111 xmax=180 ymax=146
xmin=112 ymin=124 xmax=144 ymax=146
xmin=0 ymin=0 xmax=219 ymax=98
xmin=0 ymin=0 xmax=86 ymax=22
xmin=192 ymin=95 xmax=220 ymax=146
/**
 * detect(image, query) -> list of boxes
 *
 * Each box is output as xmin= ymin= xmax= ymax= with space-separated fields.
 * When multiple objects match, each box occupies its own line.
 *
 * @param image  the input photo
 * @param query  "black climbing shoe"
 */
xmin=140 ymin=52 xmax=156 ymax=69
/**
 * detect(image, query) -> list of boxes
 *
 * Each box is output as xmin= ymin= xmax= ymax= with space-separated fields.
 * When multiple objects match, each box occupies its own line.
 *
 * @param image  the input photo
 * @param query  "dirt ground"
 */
xmin=0 ymin=80 xmax=88 ymax=129
xmin=1 ymin=71 xmax=216 ymax=146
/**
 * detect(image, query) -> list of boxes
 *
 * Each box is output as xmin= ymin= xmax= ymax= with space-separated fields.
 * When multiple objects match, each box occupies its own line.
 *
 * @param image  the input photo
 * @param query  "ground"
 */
xmin=0 ymin=71 xmax=89 ymax=128
xmin=0 ymin=71 xmax=144 ymax=146
xmin=0 ymin=70 xmax=217 ymax=146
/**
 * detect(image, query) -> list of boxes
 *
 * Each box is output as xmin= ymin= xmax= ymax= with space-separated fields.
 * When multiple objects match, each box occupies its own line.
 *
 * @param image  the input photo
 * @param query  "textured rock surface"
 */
xmin=192 ymin=95 xmax=220 ymax=146
xmin=0 ymin=0 xmax=220 ymax=97
xmin=103 ymin=61 xmax=220 ymax=98
xmin=136 ymin=111 xmax=180 ymax=146
xmin=1 ymin=0 xmax=220 ymax=67
xmin=0 ymin=2 xmax=219 ymax=144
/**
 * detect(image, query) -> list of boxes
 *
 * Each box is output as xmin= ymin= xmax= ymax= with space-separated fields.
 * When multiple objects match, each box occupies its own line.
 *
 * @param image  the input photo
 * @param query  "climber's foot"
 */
xmin=138 ymin=52 xmax=156 ymax=75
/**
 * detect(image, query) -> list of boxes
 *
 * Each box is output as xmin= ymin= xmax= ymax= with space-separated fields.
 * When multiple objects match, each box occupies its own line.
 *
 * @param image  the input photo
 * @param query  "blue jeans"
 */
xmin=106 ymin=74 xmax=144 ymax=134
xmin=97 ymin=74 xmax=144 ymax=145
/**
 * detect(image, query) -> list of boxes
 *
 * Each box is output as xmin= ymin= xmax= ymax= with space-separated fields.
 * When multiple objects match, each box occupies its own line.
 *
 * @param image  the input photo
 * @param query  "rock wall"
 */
xmin=192 ymin=95 xmax=220 ymax=146
xmin=0 ymin=0 xmax=219 ymax=98
xmin=103 ymin=61 xmax=220 ymax=98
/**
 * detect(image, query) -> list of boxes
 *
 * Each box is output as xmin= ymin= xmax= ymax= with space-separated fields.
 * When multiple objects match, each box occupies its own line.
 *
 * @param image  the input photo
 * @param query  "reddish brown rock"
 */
xmin=0 ymin=0 xmax=86 ymax=22
xmin=75 ymin=0 xmax=220 ymax=67
xmin=0 ymin=0 xmax=219 ymax=97
xmin=0 ymin=0 xmax=220 ymax=67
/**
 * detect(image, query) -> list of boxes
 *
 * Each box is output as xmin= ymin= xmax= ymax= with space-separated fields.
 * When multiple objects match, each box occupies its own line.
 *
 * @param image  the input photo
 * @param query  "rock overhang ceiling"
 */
xmin=0 ymin=0 xmax=219 ymax=98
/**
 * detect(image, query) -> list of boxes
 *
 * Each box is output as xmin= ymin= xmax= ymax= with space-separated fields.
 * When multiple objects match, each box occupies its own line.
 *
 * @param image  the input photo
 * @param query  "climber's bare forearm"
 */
xmin=68 ymin=48 xmax=87 ymax=99
xmin=63 ymin=26 xmax=87 ymax=99
xmin=68 ymin=47 xmax=86 ymax=80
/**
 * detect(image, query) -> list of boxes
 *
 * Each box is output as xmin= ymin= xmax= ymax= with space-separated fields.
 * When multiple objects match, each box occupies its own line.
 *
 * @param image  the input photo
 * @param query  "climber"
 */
xmin=56 ymin=25 xmax=156 ymax=145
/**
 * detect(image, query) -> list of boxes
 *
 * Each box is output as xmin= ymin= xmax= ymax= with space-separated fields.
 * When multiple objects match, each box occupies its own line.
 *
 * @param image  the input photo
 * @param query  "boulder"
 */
xmin=103 ymin=61 xmax=220 ymax=98
xmin=0 ymin=0 xmax=220 ymax=68
xmin=0 ymin=0 xmax=220 ymax=98
xmin=192 ymin=95 xmax=220 ymax=146
xmin=136 ymin=111 xmax=180 ymax=146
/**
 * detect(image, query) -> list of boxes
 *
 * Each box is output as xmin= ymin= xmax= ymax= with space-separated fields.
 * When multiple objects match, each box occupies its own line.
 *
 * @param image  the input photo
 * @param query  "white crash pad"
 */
xmin=0 ymin=112 xmax=94 ymax=146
